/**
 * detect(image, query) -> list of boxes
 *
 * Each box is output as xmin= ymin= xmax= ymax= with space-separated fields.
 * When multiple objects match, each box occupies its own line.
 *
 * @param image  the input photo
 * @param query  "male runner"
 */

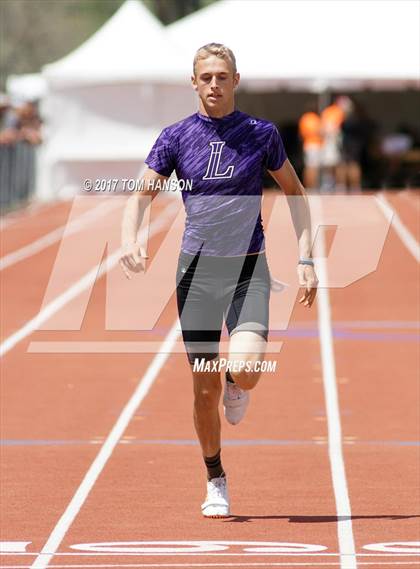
xmin=120 ymin=43 xmax=317 ymax=518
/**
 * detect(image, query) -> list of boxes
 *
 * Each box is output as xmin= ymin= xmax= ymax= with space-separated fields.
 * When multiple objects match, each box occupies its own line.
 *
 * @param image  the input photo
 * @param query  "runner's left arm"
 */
xmin=268 ymin=159 xmax=318 ymax=308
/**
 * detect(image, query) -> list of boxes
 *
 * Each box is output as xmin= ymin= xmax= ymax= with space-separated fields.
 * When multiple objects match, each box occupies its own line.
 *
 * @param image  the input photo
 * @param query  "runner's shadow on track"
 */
xmin=223 ymin=515 xmax=420 ymax=523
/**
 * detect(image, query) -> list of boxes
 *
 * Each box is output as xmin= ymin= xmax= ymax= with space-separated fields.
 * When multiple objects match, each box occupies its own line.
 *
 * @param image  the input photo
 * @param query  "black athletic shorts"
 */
xmin=176 ymin=250 xmax=271 ymax=365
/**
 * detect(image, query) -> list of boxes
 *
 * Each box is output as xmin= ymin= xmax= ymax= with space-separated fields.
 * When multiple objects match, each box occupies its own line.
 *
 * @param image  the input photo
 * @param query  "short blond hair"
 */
xmin=193 ymin=43 xmax=237 ymax=75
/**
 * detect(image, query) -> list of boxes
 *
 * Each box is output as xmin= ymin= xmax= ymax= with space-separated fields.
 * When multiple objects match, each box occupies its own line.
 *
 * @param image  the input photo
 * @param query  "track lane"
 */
xmin=45 ymin=192 xmax=344 ymax=569
xmin=384 ymin=190 xmax=419 ymax=243
xmin=1 ymin=193 xmax=344 ymax=567
xmin=0 ymin=197 xmax=123 ymax=341
xmin=40 ymin=335 xmax=342 ymax=567
xmin=0 ymin=201 xmax=75 ymax=257
xmin=0 ymin=197 xmax=181 ymax=559
xmin=326 ymin=194 xmax=420 ymax=564
xmin=4 ymin=190 xmax=418 ymax=568
xmin=0 ymin=194 xmax=179 ymax=344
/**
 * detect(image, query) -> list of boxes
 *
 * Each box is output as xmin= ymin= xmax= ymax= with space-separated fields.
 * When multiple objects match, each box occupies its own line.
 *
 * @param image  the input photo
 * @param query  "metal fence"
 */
xmin=0 ymin=142 xmax=36 ymax=210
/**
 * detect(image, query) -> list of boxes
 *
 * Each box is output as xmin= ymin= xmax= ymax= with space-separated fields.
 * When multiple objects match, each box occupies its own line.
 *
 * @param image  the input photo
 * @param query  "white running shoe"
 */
xmin=223 ymin=379 xmax=250 ymax=425
xmin=201 ymin=476 xmax=230 ymax=518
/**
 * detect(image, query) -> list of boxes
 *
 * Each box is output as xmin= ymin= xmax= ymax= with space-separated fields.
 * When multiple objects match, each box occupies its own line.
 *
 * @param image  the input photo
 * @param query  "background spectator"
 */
xmin=0 ymin=97 xmax=42 ymax=146
xmin=15 ymin=101 xmax=42 ymax=145
xmin=298 ymin=102 xmax=322 ymax=190
xmin=0 ymin=93 xmax=19 ymax=145
xmin=320 ymin=96 xmax=346 ymax=191
xmin=340 ymin=96 xmax=367 ymax=193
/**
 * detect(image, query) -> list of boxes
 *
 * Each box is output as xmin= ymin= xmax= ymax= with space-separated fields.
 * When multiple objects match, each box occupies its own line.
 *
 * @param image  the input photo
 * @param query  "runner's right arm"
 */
xmin=119 ymin=167 xmax=168 ymax=279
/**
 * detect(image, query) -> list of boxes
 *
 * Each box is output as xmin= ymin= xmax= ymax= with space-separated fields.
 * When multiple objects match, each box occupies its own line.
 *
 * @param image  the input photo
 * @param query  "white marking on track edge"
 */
xmin=0 ymin=199 xmax=119 ymax=271
xmin=313 ymin=198 xmax=357 ymax=569
xmin=375 ymin=193 xmax=420 ymax=262
xmin=0 ymin=200 xmax=178 ymax=357
xmin=29 ymin=320 xmax=181 ymax=569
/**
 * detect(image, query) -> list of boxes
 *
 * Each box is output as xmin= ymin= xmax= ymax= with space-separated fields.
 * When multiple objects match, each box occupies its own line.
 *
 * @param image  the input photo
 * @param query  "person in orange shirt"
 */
xmin=298 ymin=103 xmax=322 ymax=190
xmin=320 ymin=96 xmax=348 ymax=190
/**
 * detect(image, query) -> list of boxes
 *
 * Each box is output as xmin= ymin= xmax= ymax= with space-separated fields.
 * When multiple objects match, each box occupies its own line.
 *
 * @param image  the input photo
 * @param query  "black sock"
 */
xmin=204 ymin=449 xmax=225 ymax=480
xmin=226 ymin=370 xmax=235 ymax=384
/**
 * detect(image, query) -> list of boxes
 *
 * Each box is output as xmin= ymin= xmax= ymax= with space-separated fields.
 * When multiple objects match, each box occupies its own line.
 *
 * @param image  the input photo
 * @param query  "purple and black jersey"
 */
xmin=145 ymin=110 xmax=287 ymax=256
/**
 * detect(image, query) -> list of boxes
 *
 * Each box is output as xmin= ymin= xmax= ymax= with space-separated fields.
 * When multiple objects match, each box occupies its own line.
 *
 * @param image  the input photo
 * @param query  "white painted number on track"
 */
xmin=70 ymin=542 xmax=228 ymax=554
xmin=364 ymin=542 xmax=420 ymax=554
xmin=69 ymin=541 xmax=327 ymax=555
xmin=0 ymin=542 xmax=31 ymax=553
xmin=2 ymin=540 xmax=419 ymax=558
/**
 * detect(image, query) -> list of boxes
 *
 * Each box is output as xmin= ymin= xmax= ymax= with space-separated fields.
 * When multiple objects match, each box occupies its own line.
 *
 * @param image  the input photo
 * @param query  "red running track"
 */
xmin=0 ymin=190 xmax=419 ymax=569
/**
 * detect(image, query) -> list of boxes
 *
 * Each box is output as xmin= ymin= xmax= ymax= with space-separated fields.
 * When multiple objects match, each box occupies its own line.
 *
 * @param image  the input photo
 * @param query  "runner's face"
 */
xmin=192 ymin=56 xmax=239 ymax=111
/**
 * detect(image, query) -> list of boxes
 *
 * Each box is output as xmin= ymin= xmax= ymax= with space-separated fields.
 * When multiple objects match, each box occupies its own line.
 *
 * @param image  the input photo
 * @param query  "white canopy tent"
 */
xmin=36 ymin=0 xmax=195 ymax=200
xmin=167 ymin=0 xmax=420 ymax=91
xmin=6 ymin=73 xmax=47 ymax=103
xmin=43 ymin=0 xmax=189 ymax=85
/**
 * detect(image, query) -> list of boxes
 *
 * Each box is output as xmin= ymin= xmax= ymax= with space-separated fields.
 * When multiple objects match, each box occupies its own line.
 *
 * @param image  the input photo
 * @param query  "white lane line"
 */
xmin=0 ymin=200 xmax=178 ymax=357
xmin=29 ymin=320 xmax=180 ymax=569
xmin=375 ymin=193 xmax=420 ymax=263
xmin=0 ymin=199 xmax=119 ymax=271
xmin=313 ymin=200 xmax=357 ymax=569
xmin=0 ymin=202 xmax=47 ymax=230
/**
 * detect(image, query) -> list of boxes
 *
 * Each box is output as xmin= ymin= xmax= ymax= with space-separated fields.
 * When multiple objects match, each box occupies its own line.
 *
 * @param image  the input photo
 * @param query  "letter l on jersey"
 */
xmin=202 ymin=141 xmax=235 ymax=180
